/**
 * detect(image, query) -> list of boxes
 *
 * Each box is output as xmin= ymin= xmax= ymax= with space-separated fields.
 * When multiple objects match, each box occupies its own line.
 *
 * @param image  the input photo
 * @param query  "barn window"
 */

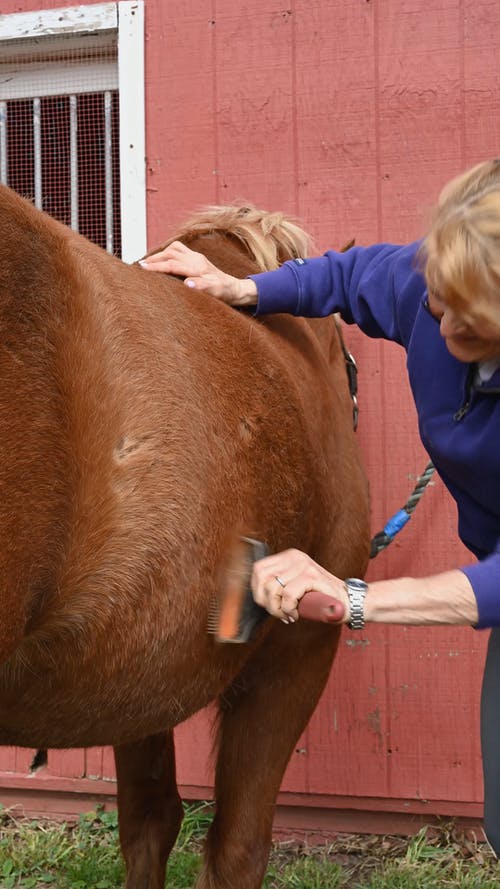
xmin=0 ymin=1 xmax=146 ymax=262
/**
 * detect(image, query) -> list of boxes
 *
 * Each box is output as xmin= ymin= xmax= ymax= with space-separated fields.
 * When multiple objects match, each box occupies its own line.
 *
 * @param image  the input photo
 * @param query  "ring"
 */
xmin=275 ymin=575 xmax=286 ymax=588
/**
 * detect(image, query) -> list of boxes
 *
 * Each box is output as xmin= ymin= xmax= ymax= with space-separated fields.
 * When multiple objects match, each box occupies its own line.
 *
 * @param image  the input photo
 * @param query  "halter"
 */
xmin=334 ymin=316 xmax=359 ymax=430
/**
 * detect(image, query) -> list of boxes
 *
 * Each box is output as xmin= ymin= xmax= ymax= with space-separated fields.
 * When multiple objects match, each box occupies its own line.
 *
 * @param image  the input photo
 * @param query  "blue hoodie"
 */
xmin=250 ymin=242 xmax=500 ymax=628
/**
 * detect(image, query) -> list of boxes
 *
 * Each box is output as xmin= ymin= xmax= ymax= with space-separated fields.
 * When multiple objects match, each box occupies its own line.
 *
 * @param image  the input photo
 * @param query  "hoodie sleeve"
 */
xmin=250 ymin=241 xmax=425 ymax=347
xmin=461 ymin=550 xmax=500 ymax=628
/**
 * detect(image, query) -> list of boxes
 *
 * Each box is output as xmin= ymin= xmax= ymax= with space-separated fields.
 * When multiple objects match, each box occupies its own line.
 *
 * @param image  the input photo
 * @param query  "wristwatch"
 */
xmin=344 ymin=578 xmax=368 ymax=630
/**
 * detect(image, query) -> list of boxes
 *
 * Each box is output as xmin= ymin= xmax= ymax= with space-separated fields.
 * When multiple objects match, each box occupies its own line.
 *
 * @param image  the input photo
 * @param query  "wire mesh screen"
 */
xmin=0 ymin=32 xmax=121 ymax=256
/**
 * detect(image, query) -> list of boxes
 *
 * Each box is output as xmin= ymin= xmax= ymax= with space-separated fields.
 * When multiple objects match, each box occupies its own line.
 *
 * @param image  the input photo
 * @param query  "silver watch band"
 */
xmin=345 ymin=578 xmax=368 ymax=630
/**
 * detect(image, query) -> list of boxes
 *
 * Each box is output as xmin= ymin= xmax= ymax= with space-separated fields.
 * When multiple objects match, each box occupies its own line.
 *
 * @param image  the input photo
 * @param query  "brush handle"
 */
xmin=298 ymin=590 xmax=345 ymax=623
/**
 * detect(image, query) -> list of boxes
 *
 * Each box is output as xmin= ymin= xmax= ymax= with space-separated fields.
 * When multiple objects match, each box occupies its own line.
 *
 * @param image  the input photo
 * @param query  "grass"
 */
xmin=0 ymin=803 xmax=499 ymax=887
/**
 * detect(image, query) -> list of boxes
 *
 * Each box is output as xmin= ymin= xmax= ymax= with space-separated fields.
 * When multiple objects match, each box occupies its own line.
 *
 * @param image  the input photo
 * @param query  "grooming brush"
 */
xmin=209 ymin=536 xmax=345 ymax=644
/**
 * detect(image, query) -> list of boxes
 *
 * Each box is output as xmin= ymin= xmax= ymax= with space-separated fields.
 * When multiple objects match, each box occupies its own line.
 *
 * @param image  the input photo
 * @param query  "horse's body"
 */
xmin=0 ymin=185 xmax=370 ymax=888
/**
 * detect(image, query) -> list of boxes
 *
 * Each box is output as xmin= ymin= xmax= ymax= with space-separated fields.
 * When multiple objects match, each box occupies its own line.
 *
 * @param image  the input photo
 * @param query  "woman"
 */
xmin=141 ymin=159 xmax=500 ymax=851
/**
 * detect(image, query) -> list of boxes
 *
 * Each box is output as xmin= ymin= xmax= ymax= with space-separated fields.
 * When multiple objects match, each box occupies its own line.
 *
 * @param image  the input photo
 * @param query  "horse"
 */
xmin=0 ymin=186 xmax=370 ymax=889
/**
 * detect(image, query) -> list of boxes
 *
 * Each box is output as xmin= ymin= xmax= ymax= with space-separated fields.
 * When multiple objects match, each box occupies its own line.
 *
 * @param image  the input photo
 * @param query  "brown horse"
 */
xmin=0 ymin=186 xmax=370 ymax=888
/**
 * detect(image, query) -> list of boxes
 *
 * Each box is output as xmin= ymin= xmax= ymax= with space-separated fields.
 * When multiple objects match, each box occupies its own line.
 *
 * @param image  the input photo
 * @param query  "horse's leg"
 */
xmin=196 ymin=623 xmax=340 ymax=889
xmin=114 ymin=731 xmax=183 ymax=889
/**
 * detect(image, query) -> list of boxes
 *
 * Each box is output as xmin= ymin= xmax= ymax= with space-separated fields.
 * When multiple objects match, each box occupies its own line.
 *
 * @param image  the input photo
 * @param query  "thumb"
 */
xmin=184 ymin=276 xmax=216 ymax=293
xmin=183 ymin=273 xmax=229 ymax=299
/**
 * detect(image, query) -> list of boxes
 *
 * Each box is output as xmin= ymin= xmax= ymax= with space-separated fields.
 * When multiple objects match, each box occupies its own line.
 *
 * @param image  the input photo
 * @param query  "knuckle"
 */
xmin=305 ymin=565 xmax=319 ymax=581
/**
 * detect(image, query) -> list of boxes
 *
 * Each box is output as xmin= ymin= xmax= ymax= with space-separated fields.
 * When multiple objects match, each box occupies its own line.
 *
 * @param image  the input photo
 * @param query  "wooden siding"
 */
xmin=1 ymin=0 xmax=499 ymax=833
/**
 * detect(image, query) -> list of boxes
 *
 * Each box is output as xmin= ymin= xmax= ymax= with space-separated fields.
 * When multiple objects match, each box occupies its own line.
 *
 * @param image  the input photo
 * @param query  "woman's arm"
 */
xmin=140 ymin=239 xmax=424 ymax=346
xmin=365 ymin=571 xmax=478 ymax=625
xmin=250 ymin=548 xmax=479 ymax=627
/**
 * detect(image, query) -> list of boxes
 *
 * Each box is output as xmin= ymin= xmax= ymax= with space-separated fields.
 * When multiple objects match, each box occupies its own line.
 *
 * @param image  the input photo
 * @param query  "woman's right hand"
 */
xmin=139 ymin=241 xmax=258 ymax=307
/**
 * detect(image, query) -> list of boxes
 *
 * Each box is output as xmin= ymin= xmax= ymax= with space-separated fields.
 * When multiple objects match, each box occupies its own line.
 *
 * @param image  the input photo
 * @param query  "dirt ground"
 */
xmin=268 ymin=824 xmax=498 ymax=886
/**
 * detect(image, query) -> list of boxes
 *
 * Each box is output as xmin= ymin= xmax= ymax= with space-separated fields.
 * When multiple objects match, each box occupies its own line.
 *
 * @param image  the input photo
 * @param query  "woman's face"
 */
xmin=426 ymin=289 xmax=500 ymax=363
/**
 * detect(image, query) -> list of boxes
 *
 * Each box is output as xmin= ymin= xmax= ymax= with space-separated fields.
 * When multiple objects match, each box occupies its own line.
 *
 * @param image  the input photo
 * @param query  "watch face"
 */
xmin=346 ymin=578 xmax=367 ymax=592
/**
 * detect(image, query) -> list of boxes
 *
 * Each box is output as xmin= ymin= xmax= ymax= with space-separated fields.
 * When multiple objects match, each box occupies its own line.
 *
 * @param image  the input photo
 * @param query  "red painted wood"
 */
xmin=47 ymin=750 xmax=85 ymax=780
xmin=0 ymin=770 xmax=486 ymax=836
xmin=1 ymin=0 xmax=500 ymax=833
xmin=84 ymin=746 xmax=116 ymax=782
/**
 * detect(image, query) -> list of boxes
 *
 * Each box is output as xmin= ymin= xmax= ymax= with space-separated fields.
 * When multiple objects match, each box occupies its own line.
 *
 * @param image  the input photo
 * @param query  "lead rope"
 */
xmin=369 ymin=460 xmax=435 ymax=558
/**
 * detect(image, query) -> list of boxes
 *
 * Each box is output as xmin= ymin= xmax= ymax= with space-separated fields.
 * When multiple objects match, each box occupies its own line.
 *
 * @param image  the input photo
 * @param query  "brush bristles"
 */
xmin=208 ymin=537 xmax=269 ymax=643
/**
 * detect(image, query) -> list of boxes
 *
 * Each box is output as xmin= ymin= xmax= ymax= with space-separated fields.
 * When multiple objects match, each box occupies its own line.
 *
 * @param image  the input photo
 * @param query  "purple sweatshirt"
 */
xmin=250 ymin=242 xmax=500 ymax=628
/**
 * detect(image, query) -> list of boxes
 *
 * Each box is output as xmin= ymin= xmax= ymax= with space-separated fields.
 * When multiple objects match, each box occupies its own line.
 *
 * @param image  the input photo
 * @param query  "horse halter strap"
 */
xmin=334 ymin=317 xmax=359 ymax=431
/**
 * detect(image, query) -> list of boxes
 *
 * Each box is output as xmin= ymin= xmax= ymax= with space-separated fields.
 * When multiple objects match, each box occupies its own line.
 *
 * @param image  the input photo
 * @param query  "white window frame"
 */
xmin=0 ymin=1 xmax=146 ymax=262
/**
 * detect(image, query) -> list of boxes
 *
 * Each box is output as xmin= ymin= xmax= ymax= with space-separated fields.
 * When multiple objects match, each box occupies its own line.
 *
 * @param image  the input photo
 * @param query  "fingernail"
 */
xmin=185 ymin=279 xmax=196 ymax=289
xmin=138 ymin=260 xmax=148 ymax=268
xmin=281 ymin=618 xmax=290 ymax=625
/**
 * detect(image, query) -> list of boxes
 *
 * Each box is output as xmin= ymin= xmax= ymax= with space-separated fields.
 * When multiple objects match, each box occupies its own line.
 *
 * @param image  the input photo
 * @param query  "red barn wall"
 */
xmin=1 ymin=0 xmax=499 ymax=835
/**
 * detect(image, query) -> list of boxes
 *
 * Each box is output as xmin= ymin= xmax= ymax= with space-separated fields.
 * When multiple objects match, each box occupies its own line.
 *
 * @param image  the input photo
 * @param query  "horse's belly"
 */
xmin=0 ymin=647 xmax=239 ymax=748
xmin=0 ymin=688 xmax=214 ymax=748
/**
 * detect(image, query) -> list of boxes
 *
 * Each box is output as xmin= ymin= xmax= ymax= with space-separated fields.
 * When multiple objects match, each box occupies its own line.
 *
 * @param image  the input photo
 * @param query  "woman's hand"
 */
xmin=251 ymin=549 xmax=481 ymax=629
xmin=251 ymin=548 xmax=349 ymax=624
xmin=139 ymin=241 xmax=258 ymax=306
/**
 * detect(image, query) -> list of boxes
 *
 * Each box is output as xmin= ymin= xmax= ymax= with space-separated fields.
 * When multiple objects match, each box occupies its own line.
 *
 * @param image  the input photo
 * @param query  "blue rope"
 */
xmin=370 ymin=461 xmax=435 ymax=559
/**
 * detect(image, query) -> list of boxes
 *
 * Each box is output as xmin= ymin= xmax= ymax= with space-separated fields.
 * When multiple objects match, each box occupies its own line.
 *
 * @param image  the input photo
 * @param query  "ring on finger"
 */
xmin=275 ymin=575 xmax=286 ymax=589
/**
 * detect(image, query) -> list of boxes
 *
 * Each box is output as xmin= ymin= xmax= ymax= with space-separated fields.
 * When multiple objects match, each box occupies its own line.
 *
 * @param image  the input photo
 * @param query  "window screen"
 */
xmin=0 ymin=31 xmax=122 ymax=256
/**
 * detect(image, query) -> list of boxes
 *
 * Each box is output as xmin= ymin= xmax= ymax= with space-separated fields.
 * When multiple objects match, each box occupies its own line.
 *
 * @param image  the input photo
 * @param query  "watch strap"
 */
xmin=345 ymin=578 xmax=368 ymax=630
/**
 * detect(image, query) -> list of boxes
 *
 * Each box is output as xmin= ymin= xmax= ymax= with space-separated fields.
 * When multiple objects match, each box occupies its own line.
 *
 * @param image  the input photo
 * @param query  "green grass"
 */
xmin=0 ymin=803 xmax=499 ymax=888
xmin=0 ymin=807 xmax=124 ymax=888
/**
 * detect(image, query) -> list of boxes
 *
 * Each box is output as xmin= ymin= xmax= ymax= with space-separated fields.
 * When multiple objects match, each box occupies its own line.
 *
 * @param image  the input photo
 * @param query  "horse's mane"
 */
xmin=166 ymin=204 xmax=314 ymax=271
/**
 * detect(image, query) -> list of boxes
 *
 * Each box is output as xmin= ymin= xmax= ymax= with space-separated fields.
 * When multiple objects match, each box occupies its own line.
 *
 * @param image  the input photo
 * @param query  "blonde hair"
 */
xmin=166 ymin=204 xmax=313 ymax=271
xmin=420 ymin=159 xmax=500 ymax=327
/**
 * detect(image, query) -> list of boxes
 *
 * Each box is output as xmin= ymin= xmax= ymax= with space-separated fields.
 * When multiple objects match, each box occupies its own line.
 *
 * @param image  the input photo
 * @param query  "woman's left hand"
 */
xmin=251 ymin=548 xmax=349 ymax=624
xmin=139 ymin=241 xmax=257 ymax=305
